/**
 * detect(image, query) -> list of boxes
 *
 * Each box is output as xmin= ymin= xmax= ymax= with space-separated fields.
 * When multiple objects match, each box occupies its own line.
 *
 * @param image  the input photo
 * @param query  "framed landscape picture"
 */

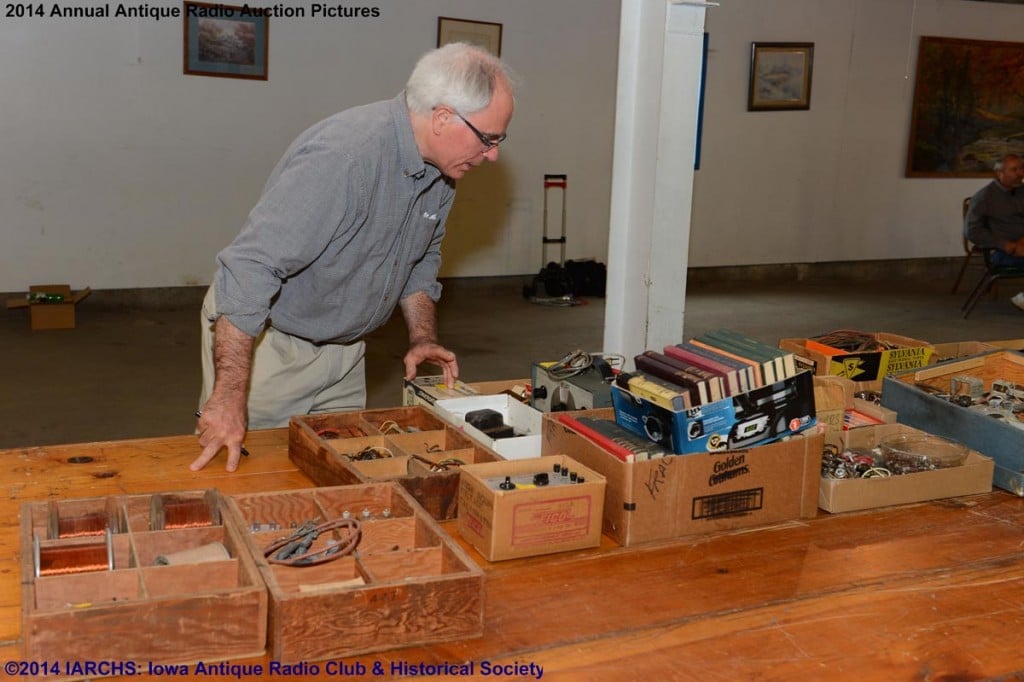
xmin=437 ymin=17 xmax=502 ymax=57
xmin=184 ymin=2 xmax=268 ymax=80
xmin=747 ymin=42 xmax=814 ymax=111
xmin=906 ymin=36 xmax=1024 ymax=177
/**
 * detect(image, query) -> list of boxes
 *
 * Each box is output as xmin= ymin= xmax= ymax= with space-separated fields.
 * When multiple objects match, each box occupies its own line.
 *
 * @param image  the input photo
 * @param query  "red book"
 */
xmin=557 ymin=414 xmax=665 ymax=462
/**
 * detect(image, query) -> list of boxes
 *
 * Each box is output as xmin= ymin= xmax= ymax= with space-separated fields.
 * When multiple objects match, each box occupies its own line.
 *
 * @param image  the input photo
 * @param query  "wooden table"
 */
xmin=3 ymin=430 xmax=1024 ymax=680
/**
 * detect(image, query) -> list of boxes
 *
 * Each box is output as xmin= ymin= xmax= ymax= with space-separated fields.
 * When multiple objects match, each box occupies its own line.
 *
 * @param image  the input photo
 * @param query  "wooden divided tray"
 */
xmin=882 ymin=350 xmax=1024 ymax=495
xmin=289 ymin=406 xmax=501 ymax=520
xmin=891 ymin=349 xmax=1024 ymax=393
xmin=224 ymin=483 xmax=484 ymax=662
xmin=20 ymin=490 xmax=266 ymax=666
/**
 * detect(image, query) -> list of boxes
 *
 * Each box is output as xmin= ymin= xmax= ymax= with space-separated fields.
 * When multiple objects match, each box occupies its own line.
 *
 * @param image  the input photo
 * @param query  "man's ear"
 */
xmin=431 ymin=106 xmax=451 ymax=136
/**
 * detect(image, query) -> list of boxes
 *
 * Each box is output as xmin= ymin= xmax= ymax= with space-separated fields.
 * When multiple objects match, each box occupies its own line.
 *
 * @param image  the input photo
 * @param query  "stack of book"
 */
xmin=617 ymin=329 xmax=800 ymax=411
xmin=556 ymin=414 xmax=669 ymax=463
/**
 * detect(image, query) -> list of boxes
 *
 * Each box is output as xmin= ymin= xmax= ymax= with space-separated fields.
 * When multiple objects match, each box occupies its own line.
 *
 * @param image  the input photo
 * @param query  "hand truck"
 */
xmin=542 ymin=174 xmax=568 ymax=268
xmin=522 ymin=174 xmax=577 ymax=305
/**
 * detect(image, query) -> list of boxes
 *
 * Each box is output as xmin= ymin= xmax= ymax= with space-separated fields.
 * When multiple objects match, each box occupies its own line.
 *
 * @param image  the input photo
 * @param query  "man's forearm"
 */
xmin=400 ymin=291 xmax=438 ymax=345
xmin=212 ymin=316 xmax=255 ymax=404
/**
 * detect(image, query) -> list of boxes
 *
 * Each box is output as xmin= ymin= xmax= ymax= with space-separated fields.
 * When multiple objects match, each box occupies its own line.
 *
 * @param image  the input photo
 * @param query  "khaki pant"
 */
xmin=199 ymin=286 xmax=366 ymax=429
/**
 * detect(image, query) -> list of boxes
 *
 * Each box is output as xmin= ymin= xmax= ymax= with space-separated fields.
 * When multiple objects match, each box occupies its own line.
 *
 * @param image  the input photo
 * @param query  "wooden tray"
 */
xmin=224 ymin=482 xmax=484 ymax=662
xmin=289 ymin=406 xmax=501 ymax=520
xmin=20 ymin=490 xmax=266 ymax=666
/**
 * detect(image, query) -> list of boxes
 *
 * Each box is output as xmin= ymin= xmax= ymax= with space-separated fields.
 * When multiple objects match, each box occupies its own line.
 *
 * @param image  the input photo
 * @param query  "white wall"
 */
xmin=7 ymin=0 xmax=1023 ymax=291
xmin=0 ymin=0 xmax=619 ymax=290
xmin=692 ymin=0 xmax=1024 ymax=267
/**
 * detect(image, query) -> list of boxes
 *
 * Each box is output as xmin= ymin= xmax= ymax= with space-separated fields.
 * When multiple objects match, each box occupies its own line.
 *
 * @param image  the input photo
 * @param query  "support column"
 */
xmin=603 ymin=0 xmax=710 ymax=366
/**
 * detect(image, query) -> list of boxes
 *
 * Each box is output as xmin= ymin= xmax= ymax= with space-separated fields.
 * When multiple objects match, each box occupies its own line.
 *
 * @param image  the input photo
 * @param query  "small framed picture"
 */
xmin=437 ymin=16 xmax=502 ymax=57
xmin=184 ymin=2 xmax=269 ymax=80
xmin=747 ymin=42 xmax=814 ymax=111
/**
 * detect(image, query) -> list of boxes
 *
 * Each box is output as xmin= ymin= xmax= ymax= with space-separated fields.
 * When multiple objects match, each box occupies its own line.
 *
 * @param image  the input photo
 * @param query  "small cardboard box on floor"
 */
xmin=881 ymin=349 xmax=1024 ymax=495
xmin=457 ymin=454 xmax=605 ymax=561
xmin=540 ymin=408 xmax=822 ymax=547
xmin=779 ymin=332 xmax=933 ymax=384
xmin=819 ymin=423 xmax=993 ymax=513
xmin=6 ymin=284 xmax=91 ymax=330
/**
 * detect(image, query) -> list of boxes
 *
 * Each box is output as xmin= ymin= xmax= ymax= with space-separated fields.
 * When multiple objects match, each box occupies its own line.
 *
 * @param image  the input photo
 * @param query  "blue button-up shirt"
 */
xmin=213 ymin=93 xmax=454 ymax=343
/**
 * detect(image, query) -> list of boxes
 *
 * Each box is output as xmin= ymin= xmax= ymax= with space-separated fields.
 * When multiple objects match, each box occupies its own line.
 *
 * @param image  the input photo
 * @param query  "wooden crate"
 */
xmin=289 ymin=406 xmax=501 ymax=520
xmin=891 ymin=349 xmax=1024 ymax=394
xmin=224 ymin=483 xmax=484 ymax=662
xmin=20 ymin=490 xmax=267 ymax=666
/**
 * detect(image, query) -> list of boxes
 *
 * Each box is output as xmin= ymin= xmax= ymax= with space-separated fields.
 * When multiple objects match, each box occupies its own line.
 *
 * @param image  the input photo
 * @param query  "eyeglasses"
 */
xmin=453 ymin=111 xmax=507 ymax=151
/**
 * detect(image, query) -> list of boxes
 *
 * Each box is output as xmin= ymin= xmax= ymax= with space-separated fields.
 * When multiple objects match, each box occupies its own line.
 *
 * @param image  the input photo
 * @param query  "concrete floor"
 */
xmin=2 ymin=272 xmax=1022 ymax=450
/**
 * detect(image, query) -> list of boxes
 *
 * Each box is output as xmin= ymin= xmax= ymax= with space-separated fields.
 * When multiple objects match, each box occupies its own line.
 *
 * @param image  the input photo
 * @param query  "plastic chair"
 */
xmin=951 ymin=197 xmax=985 ymax=294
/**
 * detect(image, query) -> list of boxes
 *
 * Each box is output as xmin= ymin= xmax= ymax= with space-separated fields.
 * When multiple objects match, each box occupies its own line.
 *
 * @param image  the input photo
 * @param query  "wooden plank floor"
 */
xmin=3 ymin=431 xmax=1024 ymax=680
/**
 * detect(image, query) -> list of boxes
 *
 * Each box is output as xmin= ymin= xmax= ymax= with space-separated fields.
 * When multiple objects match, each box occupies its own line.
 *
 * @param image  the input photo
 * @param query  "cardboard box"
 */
xmin=540 ymin=409 xmax=823 ymax=547
xmin=610 ymin=370 xmax=817 ymax=454
xmin=982 ymin=338 xmax=1024 ymax=352
xmin=780 ymin=332 xmax=933 ymax=382
xmin=7 ymin=284 xmax=91 ymax=330
xmin=403 ymin=376 xmax=530 ymax=408
xmin=457 ymin=454 xmax=606 ymax=561
xmin=930 ymin=341 xmax=998 ymax=364
xmin=881 ymin=350 xmax=1024 ymax=495
xmin=818 ymin=423 xmax=994 ymax=513
xmin=435 ymin=394 xmax=544 ymax=460
xmin=20 ymin=490 xmax=267 ymax=665
xmin=813 ymin=375 xmax=896 ymax=445
xmin=289 ymin=406 xmax=501 ymax=520
xmin=225 ymin=483 xmax=483 ymax=662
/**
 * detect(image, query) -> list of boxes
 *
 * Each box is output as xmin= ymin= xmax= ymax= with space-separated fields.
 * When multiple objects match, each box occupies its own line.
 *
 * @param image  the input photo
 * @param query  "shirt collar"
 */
xmin=995 ymin=180 xmax=1019 ymax=195
xmin=391 ymin=91 xmax=435 ymax=182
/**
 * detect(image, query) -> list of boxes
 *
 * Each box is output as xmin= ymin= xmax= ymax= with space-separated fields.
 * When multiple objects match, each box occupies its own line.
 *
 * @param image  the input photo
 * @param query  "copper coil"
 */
xmin=151 ymin=493 xmax=219 ymax=530
xmin=36 ymin=540 xmax=112 ymax=577
xmin=56 ymin=513 xmax=109 ymax=538
xmin=162 ymin=500 xmax=215 ymax=529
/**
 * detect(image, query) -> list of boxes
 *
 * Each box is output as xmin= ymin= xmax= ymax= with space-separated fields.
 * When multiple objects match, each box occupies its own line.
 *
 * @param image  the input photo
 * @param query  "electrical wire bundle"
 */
xmin=809 ymin=330 xmax=895 ymax=353
xmin=543 ymin=350 xmax=624 ymax=380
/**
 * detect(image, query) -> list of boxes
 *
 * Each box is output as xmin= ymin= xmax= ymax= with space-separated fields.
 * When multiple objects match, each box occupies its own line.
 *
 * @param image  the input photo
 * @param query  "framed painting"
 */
xmin=906 ymin=36 xmax=1024 ymax=177
xmin=184 ymin=2 xmax=268 ymax=80
xmin=437 ymin=17 xmax=502 ymax=57
xmin=747 ymin=42 xmax=814 ymax=111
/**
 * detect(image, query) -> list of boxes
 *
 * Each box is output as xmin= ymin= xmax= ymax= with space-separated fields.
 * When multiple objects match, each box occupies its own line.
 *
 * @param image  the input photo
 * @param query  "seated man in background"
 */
xmin=964 ymin=153 xmax=1024 ymax=310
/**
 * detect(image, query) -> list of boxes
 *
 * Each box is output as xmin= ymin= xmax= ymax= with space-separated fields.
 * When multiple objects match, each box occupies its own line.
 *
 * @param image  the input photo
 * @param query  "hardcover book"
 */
xmin=664 ymin=344 xmax=739 ymax=396
xmin=557 ymin=414 xmax=668 ymax=462
xmin=635 ymin=351 xmax=721 ymax=405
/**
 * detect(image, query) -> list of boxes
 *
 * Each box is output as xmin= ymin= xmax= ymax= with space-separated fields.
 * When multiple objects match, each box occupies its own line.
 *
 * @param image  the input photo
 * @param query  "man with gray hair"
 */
xmin=964 ymin=153 xmax=1024 ymax=310
xmin=193 ymin=43 xmax=515 ymax=471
